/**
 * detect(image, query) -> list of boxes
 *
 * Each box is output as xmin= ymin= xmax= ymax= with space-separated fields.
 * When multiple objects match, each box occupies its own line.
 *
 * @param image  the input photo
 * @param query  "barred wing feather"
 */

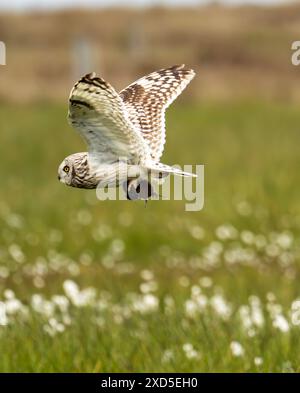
xmin=119 ymin=65 xmax=195 ymax=162
xmin=68 ymin=73 xmax=150 ymax=166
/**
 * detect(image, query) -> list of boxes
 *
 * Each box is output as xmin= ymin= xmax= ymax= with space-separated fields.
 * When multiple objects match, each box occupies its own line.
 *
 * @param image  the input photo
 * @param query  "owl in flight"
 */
xmin=58 ymin=64 xmax=196 ymax=200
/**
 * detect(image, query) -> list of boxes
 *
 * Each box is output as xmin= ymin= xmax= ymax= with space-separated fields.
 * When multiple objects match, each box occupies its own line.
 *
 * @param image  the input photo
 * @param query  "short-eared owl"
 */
xmin=58 ymin=65 xmax=196 ymax=199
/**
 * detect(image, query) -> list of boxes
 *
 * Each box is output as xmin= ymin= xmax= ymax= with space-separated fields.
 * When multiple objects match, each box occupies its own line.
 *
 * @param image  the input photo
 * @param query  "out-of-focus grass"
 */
xmin=0 ymin=101 xmax=300 ymax=372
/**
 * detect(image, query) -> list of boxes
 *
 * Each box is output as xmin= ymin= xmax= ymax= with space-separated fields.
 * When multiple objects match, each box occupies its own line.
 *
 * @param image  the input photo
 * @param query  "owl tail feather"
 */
xmin=145 ymin=162 xmax=197 ymax=179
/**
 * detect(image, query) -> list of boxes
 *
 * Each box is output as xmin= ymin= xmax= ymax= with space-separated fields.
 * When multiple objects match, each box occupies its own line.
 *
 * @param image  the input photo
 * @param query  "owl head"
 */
xmin=58 ymin=153 xmax=88 ymax=187
xmin=58 ymin=156 xmax=75 ymax=186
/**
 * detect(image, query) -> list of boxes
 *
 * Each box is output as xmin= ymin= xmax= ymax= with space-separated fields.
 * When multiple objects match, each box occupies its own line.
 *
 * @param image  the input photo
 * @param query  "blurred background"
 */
xmin=1 ymin=0 xmax=300 ymax=102
xmin=0 ymin=0 xmax=300 ymax=372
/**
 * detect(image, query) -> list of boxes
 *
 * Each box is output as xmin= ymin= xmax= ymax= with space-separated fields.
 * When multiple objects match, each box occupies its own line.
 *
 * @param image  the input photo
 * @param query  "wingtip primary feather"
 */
xmin=85 ymin=72 xmax=96 ymax=79
xmin=172 ymin=64 xmax=195 ymax=76
xmin=173 ymin=64 xmax=185 ymax=70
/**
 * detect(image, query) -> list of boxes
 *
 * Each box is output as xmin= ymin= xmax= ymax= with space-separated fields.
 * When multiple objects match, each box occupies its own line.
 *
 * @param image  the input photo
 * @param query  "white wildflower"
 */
xmin=291 ymin=299 xmax=300 ymax=311
xmin=4 ymin=289 xmax=15 ymax=300
xmin=142 ymin=294 xmax=159 ymax=311
xmin=189 ymin=225 xmax=205 ymax=240
xmin=249 ymin=296 xmax=264 ymax=328
xmin=33 ymin=276 xmax=45 ymax=288
xmin=238 ymin=305 xmax=253 ymax=330
xmin=132 ymin=294 xmax=159 ymax=314
xmin=241 ymin=230 xmax=255 ymax=245
xmin=254 ymin=357 xmax=263 ymax=366
xmin=5 ymin=298 xmax=24 ymax=315
xmin=202 ymin=241 xmax=223 ymax=267
xmin=185 ymin=300 xmax=198 ymax=318
xmin=6 ymin=213 xmax=24 ymax=229
xmin=63 ymin=280 xmax=79 ymax=298
xmin=9 ymin=244 xmax=25 ymax=263
xmin=211 ymin=294 xmax=232 ymax=320
xmin=265 ymin=244 xmax=280 ymax=258
xmin=267 ymin=303 xmax=282 ymax=318
xmin=72 ymin=287 xmax=96 ymax=307
xmin=0 ymin=267 xmax=9 ymax=278
xmin=49 ymin=317 xmax=65 ymax=333
xmin=110 ymin=239 xmax=125 ymax=256
xmin=266 ymin=292 xmax=276 ymax=302
xmin=230 ymin=341 xmax=245 ymax=357
xmin=191 ymin=285 xmax=201 ymax=297
xmin=216 ymin=224 xmax=238 ymax=240
xmin=199 ymin=276 xmax=212 ymax=288
xmin=92 ymin=224 xmax=112 ymax=242
xmin=273 ymin=314 xmax=290 ymax=333
xmin=31 ymin=295 xmax=55 ymax=317
xmin=52 ymin=295 xmax=69 ymax=313
xmin=0 ymin=302 xmax=8 ymax=325
xmin=140 ymin=269 xmax=154 ymax=281
xmin=276 ymin=232 xmax=293 ymax=249
xmin=291 ymin=300 xmax=300 ymax=326
xmin=162 ymin=349 xmax=174 ymax=363
xmin=79 ymin=252 xmax=93 ymax=266
xmin=68 ymin=262 xmax=80 ymax=276
xmin=183 ymin=343 xmax=200 ymax=359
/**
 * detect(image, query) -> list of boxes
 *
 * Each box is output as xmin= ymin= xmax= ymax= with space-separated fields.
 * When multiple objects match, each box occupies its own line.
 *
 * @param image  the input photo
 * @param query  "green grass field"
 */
xmin=0 ymin=100 xmax=300 ymax=372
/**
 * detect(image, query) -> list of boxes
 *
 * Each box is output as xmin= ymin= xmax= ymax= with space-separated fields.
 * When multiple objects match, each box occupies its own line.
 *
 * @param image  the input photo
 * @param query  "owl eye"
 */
xmin=63 ymin=165 xmax=70 ymax=173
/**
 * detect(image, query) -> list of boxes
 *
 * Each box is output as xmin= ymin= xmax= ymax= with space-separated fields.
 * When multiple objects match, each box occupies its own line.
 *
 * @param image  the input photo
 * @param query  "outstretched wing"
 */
xmin=68 ymin=73 xmax=150 ymax=167
xmin=119 ymin=65 xmax=195 ymax=162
